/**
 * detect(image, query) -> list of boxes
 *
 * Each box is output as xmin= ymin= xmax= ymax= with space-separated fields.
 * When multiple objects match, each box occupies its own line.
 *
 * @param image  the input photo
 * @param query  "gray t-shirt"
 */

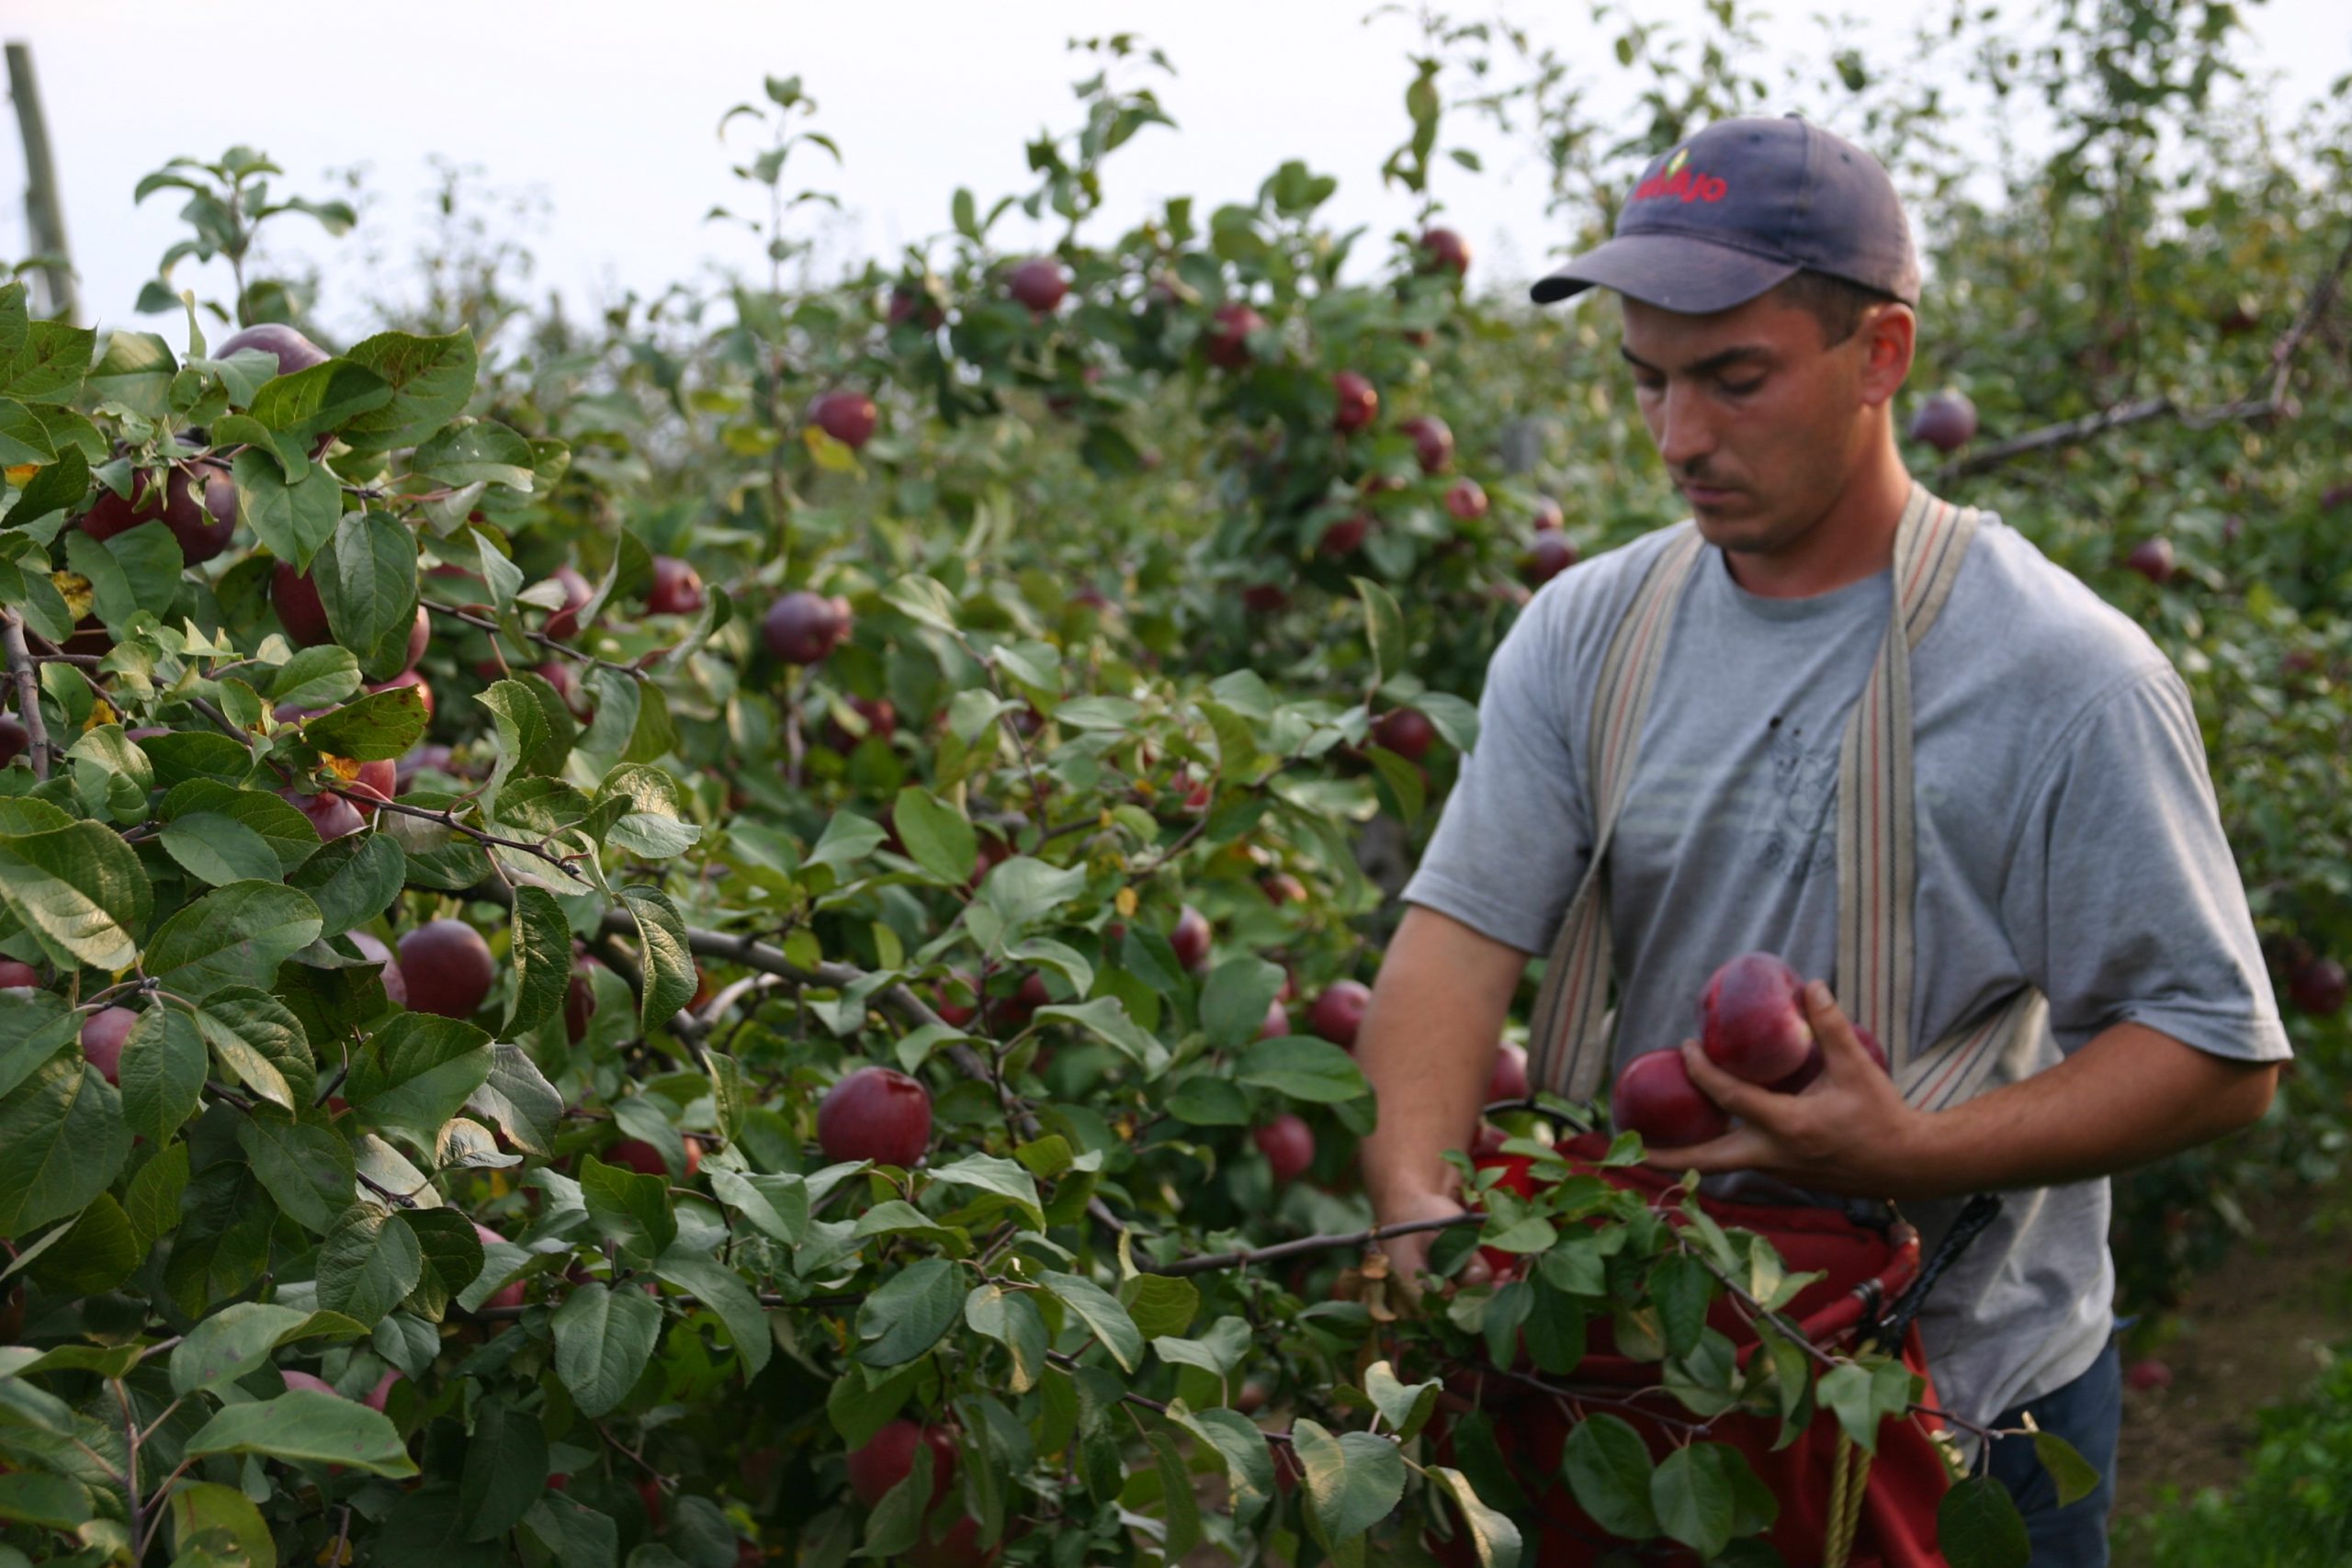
xmin=1401 ymin=512 xmax=2290 ymax=1425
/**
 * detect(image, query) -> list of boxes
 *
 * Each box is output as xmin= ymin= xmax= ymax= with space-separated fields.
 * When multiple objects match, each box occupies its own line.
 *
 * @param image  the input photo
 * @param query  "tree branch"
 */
xmin=1 ymin=608 xmax=52 ymax=780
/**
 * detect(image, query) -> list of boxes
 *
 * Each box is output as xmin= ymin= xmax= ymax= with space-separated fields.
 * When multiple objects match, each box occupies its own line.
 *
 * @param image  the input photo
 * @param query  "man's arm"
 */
xmin=1356 ymin=904 xmax=1533 ymax=1291
xmin=1653 ymin=978 xmax=2279 ymax=1199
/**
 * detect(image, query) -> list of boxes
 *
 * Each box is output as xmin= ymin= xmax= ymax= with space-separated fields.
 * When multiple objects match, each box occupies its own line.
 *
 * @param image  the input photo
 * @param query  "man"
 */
xmin=1355 ymin=115 xmax=2288 ymax=1563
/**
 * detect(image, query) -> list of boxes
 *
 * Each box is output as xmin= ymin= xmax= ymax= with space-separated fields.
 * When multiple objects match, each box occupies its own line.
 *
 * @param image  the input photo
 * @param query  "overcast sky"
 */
xmin=5 ymin=1 xmax=2346 ymax=344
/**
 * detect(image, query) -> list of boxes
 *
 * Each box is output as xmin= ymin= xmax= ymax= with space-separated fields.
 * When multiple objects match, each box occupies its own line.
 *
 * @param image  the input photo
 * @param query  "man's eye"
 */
xmin=1722 ymin=378 xmax=1763 ymax=396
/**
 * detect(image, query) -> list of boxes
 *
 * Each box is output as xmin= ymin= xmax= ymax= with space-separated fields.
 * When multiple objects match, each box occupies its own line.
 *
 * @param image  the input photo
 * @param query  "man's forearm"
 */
xmin=1896 ymin=1020 xmax=2279 ymax=1200
xmin=1355 ymin=906 xmax=1531 ymax=1213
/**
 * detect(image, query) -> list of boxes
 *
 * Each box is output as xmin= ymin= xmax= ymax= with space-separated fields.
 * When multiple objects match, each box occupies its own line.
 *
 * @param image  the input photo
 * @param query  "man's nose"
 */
xmin=1653 ymin=382 xmax=1716 ymax=470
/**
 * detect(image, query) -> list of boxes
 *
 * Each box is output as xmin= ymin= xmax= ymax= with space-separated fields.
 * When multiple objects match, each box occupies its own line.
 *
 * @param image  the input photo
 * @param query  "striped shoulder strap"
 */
xmin=1526 ymin=524 xmax=1706 ymax=1102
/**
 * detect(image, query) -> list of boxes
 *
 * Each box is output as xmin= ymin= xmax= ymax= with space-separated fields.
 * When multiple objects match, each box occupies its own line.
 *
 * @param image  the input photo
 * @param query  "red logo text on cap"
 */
xmin=1631 ymin=147 xmax=1729 ymax=205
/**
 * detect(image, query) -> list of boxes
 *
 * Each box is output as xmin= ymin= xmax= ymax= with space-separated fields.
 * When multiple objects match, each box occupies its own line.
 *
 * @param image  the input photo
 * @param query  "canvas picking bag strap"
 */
xmin=1526 ymin=481 xmax=2048 ymax=1109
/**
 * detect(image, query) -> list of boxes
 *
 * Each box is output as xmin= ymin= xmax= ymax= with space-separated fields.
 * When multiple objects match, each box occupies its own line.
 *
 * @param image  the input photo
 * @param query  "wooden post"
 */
xmin=6 ymin=42 xmax=79 ymax=325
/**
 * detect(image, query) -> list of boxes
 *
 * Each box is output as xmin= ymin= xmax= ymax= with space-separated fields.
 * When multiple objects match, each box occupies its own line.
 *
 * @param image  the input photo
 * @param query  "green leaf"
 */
xmin=504 ymin=886 xmax=570 ymax=1036
xmin=20 ymin=1191 xmax=138 ymax=1295
xmin=413 ymin=418 xmax=536 ymax=491
xmin=401 ymin=1207 xmax=485 ymax=1319
xmin=337 ymin=329 xmax=480 ymax=454
xmin=579 ymin=1153 xmax=677 ymax=1261
xmin=2 ymin=444 xmax=86 ymax=529
xmin=0 ymin=1470 xmax=92 ymax=1531
xmin=116 ymin=1004 xmax=203 ymax=1144
xmin=1176 ymin=1404 xmax=1280 ymax=1523
xmin=312 ymin=510 xmax=421 ymax=681
xmin=316 ymin=1203 xmax=425 ymax=1325
xmin=550 ymin=1280 xmax=663 ymax=1417
xmin=1651 ymin=1442 xmax=1736 ymax=1559
xmin=1651 ymin=1253 xmax=1713 ymax=1359
xmin=1363 ymin=1359 xmax=1442 ymax=1441
xmin=977 ymin=855 xmax=1086 ymax=926
xmin=1035 ymin=996 xmax=1168 ymax=1074
xmin=707 ymin=1168 xmax=808 ymax=1247
xmin=169 ymin=1302 xmax=367 ymax=1397
xmin=1238 ymin=1035 xmax=1371 ymax=1103
xmin=288 ymin=831 xmax=405 ymax=935
xmin=466 ymin=1043 xmax=563 ymax=1158
xmin=0 ymin=1055 xmax=130 ymax=1235
xmin=234 ymin=447 xmax=343 ymax=572
xmin=1292 ymin=1417 xmax=1407 ymax=1542
xmin=1937 ymin=1472 xmax=2031 ymax=1568
xmin=522 ymin=1491 xmax=619 ymax=1568
xmin=617 ymin=886 xmax=697 ymax=1032
xmin=892 ymin=785 xmax=978 ymax=886
xmin=1120 ymin=1273 xmax=1200 ymax=1340
xmin=1039 ymin=1270 xmax=1146 ymax=1372
xmin=301 ymin=683 xmax=429 ymax=761
xmin=965 ymin=1283 xmax=1049 ymax=1393
xmin=1563 ymin=1413 xmax=1658 ymax=1540
xmin=1148 ymin=1427 xmax=1204 ymax=1558
xmin=928 ymin=1152 xmax=1045 ymax=1229
xmin=2032 ymin=1431 xmax=2101 ymax=1509
xmin=0 ymin=813 xmax=151 ymax=971
xmin=0 ymin=992 xmax=76 ymax=1104
xmin=144 ymin=881 xmax=324 ymax=998
xmin=195 ymin=987 xmax=316 ymax=1111
xmin=1429 ymin=1466 xmax=1522 ymax=1568
xmin=460 ymin=1400 xmax=548 ymax=1543
xmin=855 ymin=1257 xmax=963 ymax=1367
xmin=246 ymin=357 xmax=393 ymax=445
xmin=185 ymin=1387 xmax=418 ymax=1477
xmin=1165 ymin=1075 xmax=1250 ymax=1126
xmin=160 ymin=812 xmax=284 ymax=886
xmin=267 ymin=645 xmax=364 ymax=711
xmin=1201 ymin=955 xmax=1286 ymax=1050
xmin=653 ymin=1244 xmax=774 ymax=1379
xmin=1817 ymin=1361 xmax=1884 ymax=1453
xmin=164 ymin=1482 xmax=275 ymax=1567
xmin=346 ymin=1011 xmax=492 ymax=1143
xmin=1352 ymin=576 xmax=1408 ymax=682
xmin=235 ymin=1109 xmax=356 ymax=1235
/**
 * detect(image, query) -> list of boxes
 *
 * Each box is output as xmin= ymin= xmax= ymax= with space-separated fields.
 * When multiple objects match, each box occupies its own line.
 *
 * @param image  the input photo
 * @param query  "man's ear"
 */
xmin=1858 ymin=302 xmax=1917 ymax=410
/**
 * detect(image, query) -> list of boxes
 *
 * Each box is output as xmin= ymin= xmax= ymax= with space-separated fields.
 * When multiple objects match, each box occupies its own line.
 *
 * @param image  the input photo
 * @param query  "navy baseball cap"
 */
xmin=1531 ymin=115 xmax=1919 ymax=313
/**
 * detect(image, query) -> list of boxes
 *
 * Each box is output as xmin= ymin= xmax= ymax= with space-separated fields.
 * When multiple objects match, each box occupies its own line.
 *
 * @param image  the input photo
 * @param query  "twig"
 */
xmin=421 ymin=598 xmax=646 ymax=680
xmin=1939 ymin=225 xmax=2352 ymax=480
xmin=1140 ymin=1213 xmax=1482 ymax=1277
xmin=1 ymin=608 xmax=52 ymax=780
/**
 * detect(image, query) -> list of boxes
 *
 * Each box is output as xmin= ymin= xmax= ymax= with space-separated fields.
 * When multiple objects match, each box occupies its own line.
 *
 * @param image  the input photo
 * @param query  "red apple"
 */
xmin=1400 ymin=414 xmax=1453 ymax=474
xmin=1487 ymin=1040 xmax=1530 ymax=1103
xmin=362 ymin=1369 xmax=404 ymax=1411
xmin=763 ymin=591 xmax=852 ymax=665
xmin=285 ymin=789 xmax=367 ymax=840
xmin=646 ymin=556 xmax=705 ymax=615
xmin=1317 ymin=514 xmax=1371 ymax=558
xmin=1259 ymin=998 xmax=1292 ymax=1040
xmin=1170 ymin=906 xmax=1212 ymax=973
xmin=2290 ymin=957 xmax=2347 ymax=1016
xmin=810 ymin=390 xmax=878 ymax=450
xmin=847 ymin=1420 xmax=958 ymax=1507
xmin=215 ymin=323 xmax=331 ymax=378
xmin=543 ymin=566 xmax=594 ymax=640
xmin=397 ymin=919 xmax=495 ymax=1020
xmin=1531 ymin=495 xmax=1565 ymax=533
xmin=81 ymin=1006 xmax=138 ymax=1086
xmin=1611 ymin=1049 xmax=1731 ymax=1148
xmin=820 ymin=695 xmax=898 ymax=754
xmin=905 ymin=1515 xmax=1000 ymax=1568
xmin=933 ymin=969 xmax=980 ymax=1029
xmin=1307 ymin=980 xmax=1372 ymax=1049
xmin=1371 ymin=707 xmax=1434 ymax=762
xmin=1333 ymin=371 xmax=1378 ymax=433
xmin=1241 ymin=582 xmax=1290 ymax=615
xmin=1523 ymin=533 xmax=1577 ymax=585
xmin=1909 ymin=390 xmax=1978 ymax=453
xmin=2125 ymin=537 xmax=2175 ymax=585
xmin=1007 ymin=258 xmax=1069 ymax=314
xmin=1443 ymin=479 xmax=1489 ymax=523
xmin=347 ymin=931 xmax=409 ymax=1009
xmin=1261 ymin=873 xmax=1306 ymax=907
xmin=1206 ymin=303 xmax=1267 ymax=370
xmin=345 ymin=758 xmax=397 ymax=818
xmin=1700 ymin=953 xmax=1816 ymax=1085
xmin=607 ymin=1137 xmax=698 ymax=1179
xmin=1418 ymin=227 xmax=1471 ymax=276
xmin=1469 ymin=1121 xmax=1510 ymax=1159
xmin=2124 ymin=1359 xmax=2173 ymax=1392
xmin=1254 ymin=1113 xmax=1315 ymax=1183
xmin=272 ymin=560 xmax=334 ymax=647
xmin=562 ymin=967 xmax=597 ymax=1043
xmin=0 ymin=960 xmax=37 ymax=989
xmin=818 ymin=1066 xmax=933 ymax=1168
xmin=279 ymin=1370 xmax=340 ymax=1397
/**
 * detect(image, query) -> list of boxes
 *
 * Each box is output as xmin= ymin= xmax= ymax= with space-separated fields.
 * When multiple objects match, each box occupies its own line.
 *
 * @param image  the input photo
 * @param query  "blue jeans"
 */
xmin=1986 ymin=1338 xmax=2121 ymax=1566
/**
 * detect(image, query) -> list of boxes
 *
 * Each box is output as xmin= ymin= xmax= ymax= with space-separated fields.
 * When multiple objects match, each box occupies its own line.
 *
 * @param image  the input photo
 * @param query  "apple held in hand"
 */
xmin=818 ymin=1066 xmax=933 ymax=1168
xmin=1771 ymin=1024 xmax=1887 ymax=1094
xmin=1611 ymin=1049 xmax=1731 ymax=1148
xmin=1699 ymin=952 xmax=1816 ymax=1085
xmin=397 ymin=919 xmax=496 ymax=1019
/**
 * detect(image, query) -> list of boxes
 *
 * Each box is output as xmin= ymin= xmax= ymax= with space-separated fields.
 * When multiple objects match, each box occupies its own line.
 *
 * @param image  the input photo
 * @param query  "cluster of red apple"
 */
xmin=1611 ymin=952 xmax=1887 ymax=1150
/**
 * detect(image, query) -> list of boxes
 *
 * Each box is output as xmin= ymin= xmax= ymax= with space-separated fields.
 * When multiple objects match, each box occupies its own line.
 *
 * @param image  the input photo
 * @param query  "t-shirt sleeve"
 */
xmin=1400 ymin=584 xmax=1594 ymax=955
xmin=2001 ymin=663 xmax=2290 ymax=1062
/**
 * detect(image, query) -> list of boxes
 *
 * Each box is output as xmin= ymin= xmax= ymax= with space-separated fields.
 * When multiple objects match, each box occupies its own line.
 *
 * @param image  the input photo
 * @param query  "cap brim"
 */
xmin=1530 ymin=233 xmax=1801 ymax=313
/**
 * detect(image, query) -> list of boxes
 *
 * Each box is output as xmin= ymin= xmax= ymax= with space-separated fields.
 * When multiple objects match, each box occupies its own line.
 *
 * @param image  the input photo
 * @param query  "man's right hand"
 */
xmin=1375 ymin=1187 xmax=1487 ymax=1303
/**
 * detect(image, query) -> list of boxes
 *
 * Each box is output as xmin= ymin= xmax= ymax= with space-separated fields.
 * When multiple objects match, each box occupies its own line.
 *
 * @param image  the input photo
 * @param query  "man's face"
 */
xmin=1618 ymin=290 xmax=1899 ymax=559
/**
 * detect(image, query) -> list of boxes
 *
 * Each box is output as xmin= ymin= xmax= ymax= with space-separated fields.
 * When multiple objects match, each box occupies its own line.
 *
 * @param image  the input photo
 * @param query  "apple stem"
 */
xmin=1 ymin=608 xmax=52 ymax=780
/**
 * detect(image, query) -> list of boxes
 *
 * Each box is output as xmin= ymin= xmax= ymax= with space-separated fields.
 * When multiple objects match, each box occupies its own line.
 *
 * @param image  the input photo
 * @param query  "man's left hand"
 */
xmin=1644 ymin=979 xmax=1930 ymax=1196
